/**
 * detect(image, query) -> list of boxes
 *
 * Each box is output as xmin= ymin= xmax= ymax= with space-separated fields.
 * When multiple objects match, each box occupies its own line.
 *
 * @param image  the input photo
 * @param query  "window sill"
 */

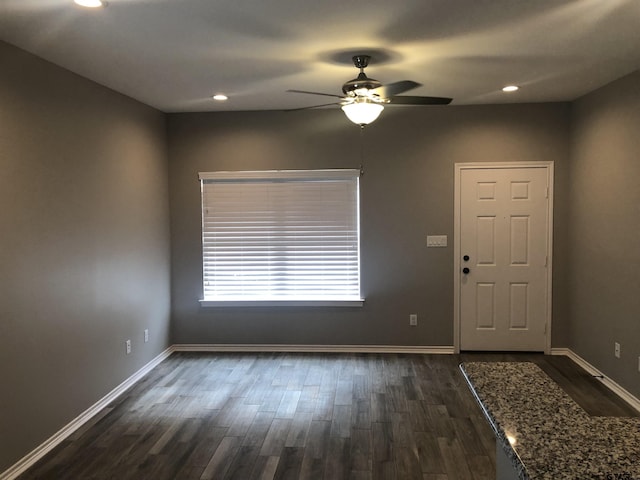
xmin=199 ymin=299 xmax=365 ymax=307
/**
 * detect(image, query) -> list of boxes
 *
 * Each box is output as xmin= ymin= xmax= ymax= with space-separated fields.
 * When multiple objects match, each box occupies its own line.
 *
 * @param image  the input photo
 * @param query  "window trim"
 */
xmin=199 ymin=299 xmax=364 ymax=308
xmin=198 ymin=169 xmax=364 ymax=307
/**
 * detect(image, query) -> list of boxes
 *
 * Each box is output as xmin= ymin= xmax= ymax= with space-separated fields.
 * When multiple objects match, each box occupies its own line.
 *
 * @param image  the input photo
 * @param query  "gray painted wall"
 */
xmin=167 ymin=104 xmax=571 ymax=348
xmin=568 ymin=71 xmax=640 ymax=399
xmin=0 ymin=42 xmax=171 ymax=472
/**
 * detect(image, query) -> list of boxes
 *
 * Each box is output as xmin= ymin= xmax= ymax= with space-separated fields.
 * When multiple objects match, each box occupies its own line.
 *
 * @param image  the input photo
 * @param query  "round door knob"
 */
xmin=462 ymin=267 xmax=470 ymax=274
xmin=463 ymin=255 xmax=470 ymax=262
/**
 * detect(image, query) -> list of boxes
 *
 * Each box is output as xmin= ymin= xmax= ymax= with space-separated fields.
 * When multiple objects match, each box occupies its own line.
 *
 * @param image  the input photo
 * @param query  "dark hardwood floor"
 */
xmin=18 ymin=352 xmax=637 ymax=480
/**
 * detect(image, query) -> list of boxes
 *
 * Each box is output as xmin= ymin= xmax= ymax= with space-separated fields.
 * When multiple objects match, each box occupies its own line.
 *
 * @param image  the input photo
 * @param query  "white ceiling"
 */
xmin=1 ymin=0 xmax=639 ymax=113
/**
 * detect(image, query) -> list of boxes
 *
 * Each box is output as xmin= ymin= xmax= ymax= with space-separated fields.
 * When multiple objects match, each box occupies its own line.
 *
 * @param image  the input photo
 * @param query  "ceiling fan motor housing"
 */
xmin=342 ymin=73 xmax=382 ymax=96
xmin=342 ymin=54 xmax=382 ymax=96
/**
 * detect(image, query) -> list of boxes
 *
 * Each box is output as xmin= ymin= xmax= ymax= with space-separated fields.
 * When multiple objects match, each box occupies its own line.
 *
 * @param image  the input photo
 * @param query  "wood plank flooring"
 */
xmin=18 ymin=352 xmax=637 ymax=480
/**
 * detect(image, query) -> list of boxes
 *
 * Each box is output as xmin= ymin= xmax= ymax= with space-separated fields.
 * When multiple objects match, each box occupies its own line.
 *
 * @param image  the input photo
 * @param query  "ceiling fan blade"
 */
xmin=287 ymin=89 xmax=344 ymax=99
xmin=388 ymin=95 xmax=453 ymax=105
xmin=285 ymin=102 xmax=342 ymax=111
xmin=371 ymin=80 xmax=421 ymax=98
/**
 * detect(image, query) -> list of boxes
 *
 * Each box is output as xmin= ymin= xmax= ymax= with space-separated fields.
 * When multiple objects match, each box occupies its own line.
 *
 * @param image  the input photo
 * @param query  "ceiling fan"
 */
xmin=288 ymin=55 xmax=452 ymax=126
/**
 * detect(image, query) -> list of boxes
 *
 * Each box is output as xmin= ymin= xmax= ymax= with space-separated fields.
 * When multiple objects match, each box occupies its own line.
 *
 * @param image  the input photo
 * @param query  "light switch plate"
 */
xmin=427 ymin=235 xmax=448 ymax=247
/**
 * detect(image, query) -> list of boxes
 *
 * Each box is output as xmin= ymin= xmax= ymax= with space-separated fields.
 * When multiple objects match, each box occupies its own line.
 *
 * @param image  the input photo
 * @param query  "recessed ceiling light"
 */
xmin=212 ymin=94 xmax=228 ymax=101
xmin=502 ymin=85 xmax=519 ymax=92
xmin=74 ymin=0 xmax=105 ymax=7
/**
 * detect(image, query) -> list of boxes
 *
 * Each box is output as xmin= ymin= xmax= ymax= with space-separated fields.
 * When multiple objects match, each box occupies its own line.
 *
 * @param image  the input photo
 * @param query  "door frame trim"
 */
xmin=453 ymin=162 xmax=554 ymax=354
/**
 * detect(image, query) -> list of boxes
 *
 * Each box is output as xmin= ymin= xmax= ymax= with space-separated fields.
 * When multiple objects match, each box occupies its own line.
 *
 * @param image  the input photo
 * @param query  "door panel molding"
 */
xmin=454 ymin=162 xmax=554 ymax=353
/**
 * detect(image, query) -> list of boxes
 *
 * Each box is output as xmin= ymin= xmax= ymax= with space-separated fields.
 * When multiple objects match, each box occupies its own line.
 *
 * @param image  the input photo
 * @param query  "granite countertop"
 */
xmin=460 ymin=362 xmax=640 ymax=480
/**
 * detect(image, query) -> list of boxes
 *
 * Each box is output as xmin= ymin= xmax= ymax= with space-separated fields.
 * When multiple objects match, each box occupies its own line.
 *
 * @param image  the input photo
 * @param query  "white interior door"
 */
xmin=457 ymin=164 xmax=552 ymax=352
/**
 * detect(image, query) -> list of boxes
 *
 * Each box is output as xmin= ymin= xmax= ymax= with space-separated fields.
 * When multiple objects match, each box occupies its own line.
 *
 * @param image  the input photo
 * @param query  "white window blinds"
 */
xmin=199 ymin=170 xmax=362 ymax=305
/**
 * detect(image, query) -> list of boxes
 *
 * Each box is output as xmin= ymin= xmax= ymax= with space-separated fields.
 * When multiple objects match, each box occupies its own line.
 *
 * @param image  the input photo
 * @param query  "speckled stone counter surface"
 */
xmin=460 ymin=362 xmax=640 ymax=480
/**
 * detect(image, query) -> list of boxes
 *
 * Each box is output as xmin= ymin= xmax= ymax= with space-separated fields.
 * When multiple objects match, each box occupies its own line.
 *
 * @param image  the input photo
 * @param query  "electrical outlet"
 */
xmin=614 ymin=342 xmax=620 ymax=359
xmin=144 ymin=329 xmax=149 ymax=343
xmin=409 ymin=314 xmax=418 ymax=326
xmin=126 ymin=339 xmax=132 ymax=355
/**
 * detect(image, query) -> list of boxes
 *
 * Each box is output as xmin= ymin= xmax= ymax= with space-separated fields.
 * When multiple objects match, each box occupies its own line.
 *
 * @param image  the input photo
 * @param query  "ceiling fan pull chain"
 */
xmin=359 ymin=124 xmax=365 ymax=176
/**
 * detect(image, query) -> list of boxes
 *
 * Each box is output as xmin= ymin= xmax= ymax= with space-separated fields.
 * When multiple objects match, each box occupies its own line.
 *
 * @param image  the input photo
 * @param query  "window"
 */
xmin=199 ymin=169 xmax=363 ymax=306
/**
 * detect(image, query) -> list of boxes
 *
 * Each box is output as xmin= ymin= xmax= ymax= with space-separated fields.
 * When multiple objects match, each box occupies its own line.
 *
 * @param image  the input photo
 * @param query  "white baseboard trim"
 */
xmin=0 ymin=347 xmax=173 ymax=480
xmin=551 ymin=348 xmax=640 ymax=413
xmin=172 ymin=344 xmax=455 ymax=354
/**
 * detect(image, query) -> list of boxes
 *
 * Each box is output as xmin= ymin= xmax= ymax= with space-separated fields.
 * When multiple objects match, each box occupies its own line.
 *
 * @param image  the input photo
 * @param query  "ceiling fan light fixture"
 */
xmin=341 ymin=99 xmax=384 ymax=126
xmin=74 ymin=0 xmax=106 ymax=7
